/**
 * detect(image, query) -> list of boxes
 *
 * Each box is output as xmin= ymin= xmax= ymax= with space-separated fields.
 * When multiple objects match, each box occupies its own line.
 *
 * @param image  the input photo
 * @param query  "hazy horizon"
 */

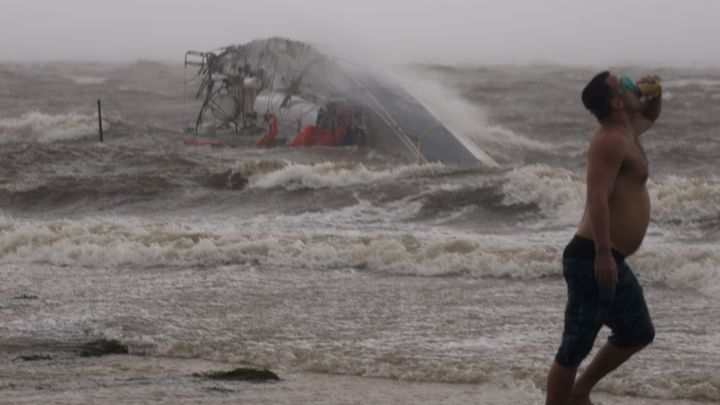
xmin=1 ymin=0 xmax=719 ymax=67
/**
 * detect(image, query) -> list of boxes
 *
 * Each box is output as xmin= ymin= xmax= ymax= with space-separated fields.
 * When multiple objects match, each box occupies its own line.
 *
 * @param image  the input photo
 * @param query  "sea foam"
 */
xmin=2 ymin=216 xmax=718 ymax=295
xmin=499 ymin=164 xmax=720 ymax=227
xmin=247 ymin=162 xmax=452 ymax=190
xmin=0 ymin=112 xmax=103 ymax=143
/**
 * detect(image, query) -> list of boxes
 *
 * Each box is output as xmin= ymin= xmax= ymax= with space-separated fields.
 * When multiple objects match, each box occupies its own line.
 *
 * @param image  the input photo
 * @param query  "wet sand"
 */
xmin=1 ymin=353 xmax=711 ymax=405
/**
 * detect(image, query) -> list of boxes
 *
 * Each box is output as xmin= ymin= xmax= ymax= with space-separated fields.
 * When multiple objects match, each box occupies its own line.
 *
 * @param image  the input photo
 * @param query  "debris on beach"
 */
xmin=78 ymin=339 xmax=129 ymax=357
xmin=194 ymin=367 xmax=280 ymax=382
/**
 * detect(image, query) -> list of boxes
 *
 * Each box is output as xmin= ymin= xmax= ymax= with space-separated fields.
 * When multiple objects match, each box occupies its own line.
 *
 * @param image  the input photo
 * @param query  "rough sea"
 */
xmin=1 ymin=60 xmax=718 ymax=404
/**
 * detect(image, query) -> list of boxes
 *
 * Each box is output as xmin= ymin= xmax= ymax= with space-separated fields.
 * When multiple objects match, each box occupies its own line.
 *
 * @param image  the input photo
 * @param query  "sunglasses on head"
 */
xmin=618 ymin=75 xmax=641 ymax=97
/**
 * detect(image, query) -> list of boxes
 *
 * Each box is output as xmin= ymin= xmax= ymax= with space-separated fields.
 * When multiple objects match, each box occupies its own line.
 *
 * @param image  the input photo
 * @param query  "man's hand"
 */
xmin=594 ymin=252 xmax=618 ymax=288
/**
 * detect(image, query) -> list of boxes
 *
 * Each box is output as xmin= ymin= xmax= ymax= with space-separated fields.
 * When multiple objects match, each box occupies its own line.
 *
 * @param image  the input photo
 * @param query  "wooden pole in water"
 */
xmin=97 ymin=99 xmax=104 ymax=142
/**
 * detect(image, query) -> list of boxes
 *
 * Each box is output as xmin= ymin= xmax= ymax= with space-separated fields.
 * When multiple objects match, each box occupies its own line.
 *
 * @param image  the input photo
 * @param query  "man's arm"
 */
xmin=586 ymin=132 xmax=625 ymax=287
xmin=633 ymin=75 xmax=663 ymax=137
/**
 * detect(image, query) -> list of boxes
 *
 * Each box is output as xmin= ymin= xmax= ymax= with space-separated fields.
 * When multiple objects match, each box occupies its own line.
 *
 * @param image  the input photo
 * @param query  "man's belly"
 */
xmin=609 ymin=188 xmax=651 ymax=256
xmin=577 ymin=187 xmax=651 ymax=257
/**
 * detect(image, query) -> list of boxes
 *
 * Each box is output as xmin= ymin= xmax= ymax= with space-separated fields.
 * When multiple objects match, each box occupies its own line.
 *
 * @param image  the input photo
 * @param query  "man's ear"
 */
xmin=610 ymin=97 xmax=624 ymax=110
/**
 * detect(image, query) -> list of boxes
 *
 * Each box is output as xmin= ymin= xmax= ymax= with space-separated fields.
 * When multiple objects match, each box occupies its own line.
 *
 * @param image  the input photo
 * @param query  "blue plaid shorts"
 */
xmin=554 ymin=240 xmax=655 ymax=368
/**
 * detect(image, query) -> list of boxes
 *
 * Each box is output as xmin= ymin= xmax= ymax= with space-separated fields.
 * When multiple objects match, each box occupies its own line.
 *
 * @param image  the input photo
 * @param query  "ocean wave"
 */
xmin=246 ymin=161 xmax=454 ymax=190
xmin=498 ymin=164 xmax=720 ymax=229
xmin=0 ymin=173 xmax=178 ymax=209
xmin=0 ymin=143 xmax=214 ymax=211
xmin=2 ymin=216 xmax=718 ymax=294
xmin=205 ymin=161 xmax=286 ymax=190
xmin=650 ymin=175 xmax=720 ymax=224
xmin=633 ymin=242 xmax=720 ymax=297
xmin=0 ymin=216 xmax=563 ymax=277
xmin=500 ymin=164 xmax=584 ymax=226
xmin=0 ymin=112 xmax=104 ymax=143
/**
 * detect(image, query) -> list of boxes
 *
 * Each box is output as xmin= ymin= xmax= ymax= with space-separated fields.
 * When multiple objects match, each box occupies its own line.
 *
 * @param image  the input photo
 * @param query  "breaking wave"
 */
xmin=247 ymin=161 xmax=454 ymax=190
xmin=0 ymin=216 xmax=561 ymax=278
xmin=2 ymin=216 xmax=718 ymax=293
xmin=650 ymin=175 xmax=720 ymax=224
xmin=0 ymin=112 xmax=104 ymax=143
xmin=633 ymin=243 xmax=720 ymax=297
xmin=500 ymin=164 xmax=584 ymax=226
xmin=497 ymin=164 xmax=720 ymax=229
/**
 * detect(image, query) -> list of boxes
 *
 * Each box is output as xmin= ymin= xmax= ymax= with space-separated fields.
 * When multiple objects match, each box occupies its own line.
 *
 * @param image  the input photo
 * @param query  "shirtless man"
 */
xmin=545 ymin=71 xmax=662 ymax=405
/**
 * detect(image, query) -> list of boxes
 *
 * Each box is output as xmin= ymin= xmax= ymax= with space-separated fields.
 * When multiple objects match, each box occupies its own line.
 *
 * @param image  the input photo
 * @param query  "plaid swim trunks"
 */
xmin=554 ymin=235 xmax=655 ymax=368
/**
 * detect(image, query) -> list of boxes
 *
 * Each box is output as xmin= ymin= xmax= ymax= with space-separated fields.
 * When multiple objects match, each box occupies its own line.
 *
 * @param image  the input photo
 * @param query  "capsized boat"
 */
xmin=183 ymin=37 xmax=495 ymax=166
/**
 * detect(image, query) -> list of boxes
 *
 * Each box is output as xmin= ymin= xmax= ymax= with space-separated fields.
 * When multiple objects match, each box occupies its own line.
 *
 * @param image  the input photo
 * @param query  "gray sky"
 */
xmin=1 ymin=0 xmax=718 ymax=66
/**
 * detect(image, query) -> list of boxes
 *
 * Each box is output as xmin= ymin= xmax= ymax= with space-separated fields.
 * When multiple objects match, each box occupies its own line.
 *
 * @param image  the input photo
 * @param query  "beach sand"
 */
xmin=0 ymin=353 xmax=711 ymax=405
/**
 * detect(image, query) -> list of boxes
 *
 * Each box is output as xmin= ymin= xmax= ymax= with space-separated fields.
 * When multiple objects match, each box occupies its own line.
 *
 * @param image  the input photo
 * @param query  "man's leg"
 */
xmin=545 ymin=361 xmax=577 ymax=405
xmin=549 ymin=256 xmax=601 ymax=405
xmin=566 ymin=341 xmax=647 ymax=403
xmin=568 ymin=262 xmax=656 ymax=403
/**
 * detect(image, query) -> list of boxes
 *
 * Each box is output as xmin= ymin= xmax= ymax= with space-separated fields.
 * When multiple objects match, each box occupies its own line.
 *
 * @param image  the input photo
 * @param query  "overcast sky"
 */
xmin=1 ymin=0 xmax=718 ymax=66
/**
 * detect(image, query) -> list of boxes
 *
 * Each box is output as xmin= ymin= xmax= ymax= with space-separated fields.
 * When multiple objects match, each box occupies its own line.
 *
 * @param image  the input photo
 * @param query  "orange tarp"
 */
xmin=256 ymin=116 xmax=278 ymax=148
xmin=289 ymin=112 xmax=350 ymax=147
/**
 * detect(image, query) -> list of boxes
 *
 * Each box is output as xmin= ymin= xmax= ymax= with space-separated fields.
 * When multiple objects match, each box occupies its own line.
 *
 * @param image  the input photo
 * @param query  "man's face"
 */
xmin=607 ymin=73 xmax=642 ymax=114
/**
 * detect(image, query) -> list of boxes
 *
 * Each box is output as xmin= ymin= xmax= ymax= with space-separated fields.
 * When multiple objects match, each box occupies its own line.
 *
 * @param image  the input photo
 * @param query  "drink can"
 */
xmin=638 ymin=81 xmax=661 ymax=98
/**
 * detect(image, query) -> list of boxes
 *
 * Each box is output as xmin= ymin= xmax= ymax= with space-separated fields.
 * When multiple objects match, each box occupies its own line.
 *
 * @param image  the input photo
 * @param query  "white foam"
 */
xmin=500 ymin=164 xmax=584 ymax=226
xmin=2 ymin=215 xmax=718 ymax=293
xmin=247 ymin=161 xmax=452 ymax=190
xmin=0 ymin=111 xmax=104 ymax=143
xmin=0 ymin=216 xmax=563 ymax=279
xmin=499 ymin=165 xmax=720 ymax=228
xmin=68 ymin=75 xmax=107 ymax=85
xmin=250 ymin=196 xmax=425 ymax=229
xmin=650 ymin=175 xmax=720 ymax=224
xmin=633 ymin=242 xmax=720 ymax=298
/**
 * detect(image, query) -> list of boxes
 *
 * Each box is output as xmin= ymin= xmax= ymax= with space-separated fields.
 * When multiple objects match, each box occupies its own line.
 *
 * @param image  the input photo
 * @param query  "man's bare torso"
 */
xmin=576 ymin=129 xmax=651 ymax=256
